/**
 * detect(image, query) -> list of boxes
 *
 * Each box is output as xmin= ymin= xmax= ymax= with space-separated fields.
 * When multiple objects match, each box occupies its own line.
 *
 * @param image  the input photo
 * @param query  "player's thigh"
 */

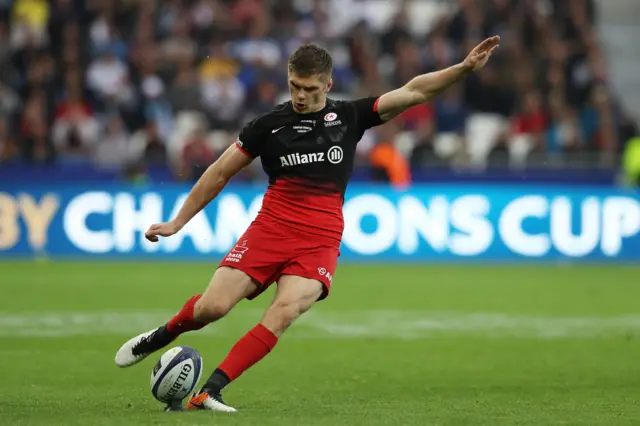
xmin=260 ymin=275 xmax=324 ymax=336
xmin=280 ymin=245 xmax=339 ymax=301
xmin=195 ymin=266 xmax=260 ymax=320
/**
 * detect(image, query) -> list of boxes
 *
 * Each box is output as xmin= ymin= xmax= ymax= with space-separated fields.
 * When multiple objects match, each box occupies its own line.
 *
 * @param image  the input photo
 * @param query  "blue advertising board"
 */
xmin=1 ymin=183 xmax=639 ymax=262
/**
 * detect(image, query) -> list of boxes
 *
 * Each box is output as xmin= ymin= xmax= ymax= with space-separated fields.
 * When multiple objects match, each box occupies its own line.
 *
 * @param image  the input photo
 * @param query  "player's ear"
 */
xmin=326 ymin=78 xmax=333 ymax=93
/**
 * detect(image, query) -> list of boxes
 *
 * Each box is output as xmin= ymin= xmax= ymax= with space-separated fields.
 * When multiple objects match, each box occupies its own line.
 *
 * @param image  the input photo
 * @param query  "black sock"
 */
xmin=160 ymin=324 xmax=179 ymax=338
xmin=154 ymin=324 xmax=177 ymax=343
xmin=201 ymin=368 xmax=230 ymax=394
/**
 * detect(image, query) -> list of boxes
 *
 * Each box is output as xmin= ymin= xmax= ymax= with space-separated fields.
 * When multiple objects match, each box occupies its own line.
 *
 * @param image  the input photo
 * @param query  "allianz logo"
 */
xmin=280 ymin=146 xmax=343 ymax=166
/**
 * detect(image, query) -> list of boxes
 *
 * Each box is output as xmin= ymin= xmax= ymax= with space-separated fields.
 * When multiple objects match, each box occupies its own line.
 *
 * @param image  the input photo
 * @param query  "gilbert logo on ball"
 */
xmin=150 ymin=346 xmax=203 ymax=404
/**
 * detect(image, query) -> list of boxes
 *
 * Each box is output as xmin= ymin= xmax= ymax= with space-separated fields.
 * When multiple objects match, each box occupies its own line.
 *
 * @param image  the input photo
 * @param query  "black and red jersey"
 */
xmin=235 ymin=97 xmax=384 ymax=244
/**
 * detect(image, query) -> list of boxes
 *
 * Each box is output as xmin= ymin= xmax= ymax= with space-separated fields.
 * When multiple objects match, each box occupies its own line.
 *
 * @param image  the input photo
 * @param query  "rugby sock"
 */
xmin=166 ymin=294 xmax=207 ymax=335
xmin=202 ymin=324 xmax=278 ymax=393
xmin=202 ymin=368 xmax=230 ymax=393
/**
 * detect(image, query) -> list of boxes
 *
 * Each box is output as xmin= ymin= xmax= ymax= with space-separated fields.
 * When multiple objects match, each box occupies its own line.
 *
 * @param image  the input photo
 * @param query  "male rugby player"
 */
xmin=115 ymin=36 xmax=500 ymax=412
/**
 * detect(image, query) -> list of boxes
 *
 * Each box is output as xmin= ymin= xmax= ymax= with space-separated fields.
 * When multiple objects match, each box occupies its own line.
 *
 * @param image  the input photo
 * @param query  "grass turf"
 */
xmin=1 ymin=261 xmax=639 ymax=425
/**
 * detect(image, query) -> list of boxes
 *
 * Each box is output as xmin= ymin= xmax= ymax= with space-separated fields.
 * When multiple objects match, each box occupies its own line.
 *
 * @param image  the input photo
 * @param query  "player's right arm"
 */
xmin=145 ymin=143 xmax=254 ymax=242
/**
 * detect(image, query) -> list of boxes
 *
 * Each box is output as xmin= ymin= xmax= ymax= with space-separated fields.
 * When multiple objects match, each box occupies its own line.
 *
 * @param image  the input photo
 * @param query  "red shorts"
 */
xmin=218 ymin=219 xmax=340 ymax=301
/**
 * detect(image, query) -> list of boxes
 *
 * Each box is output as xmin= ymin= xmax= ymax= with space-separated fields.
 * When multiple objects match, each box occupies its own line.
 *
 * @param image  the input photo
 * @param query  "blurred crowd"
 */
xmin=0 ymin=0 xmax=637 ymax=183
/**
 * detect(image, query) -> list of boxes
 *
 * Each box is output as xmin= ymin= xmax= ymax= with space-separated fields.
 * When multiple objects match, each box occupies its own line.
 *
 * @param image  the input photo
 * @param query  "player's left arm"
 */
xmin=376 ymin=36 xmax=500 ymax=122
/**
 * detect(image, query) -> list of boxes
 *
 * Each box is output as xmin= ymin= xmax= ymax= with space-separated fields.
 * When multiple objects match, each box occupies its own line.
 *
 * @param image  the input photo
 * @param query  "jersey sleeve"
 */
xmin=235 ymin=119 xmax=263 ymax=158
xmin=351 ymin=96 xmax=384 ymax=132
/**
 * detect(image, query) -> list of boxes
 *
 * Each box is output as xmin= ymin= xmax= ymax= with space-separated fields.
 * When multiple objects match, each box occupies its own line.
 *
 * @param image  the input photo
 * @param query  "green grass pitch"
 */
xmin=1 ymin=261 xmax=640 ymax=425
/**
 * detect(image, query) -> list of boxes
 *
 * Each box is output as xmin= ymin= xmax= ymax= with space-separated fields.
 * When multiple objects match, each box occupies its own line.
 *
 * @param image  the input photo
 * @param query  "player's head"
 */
xmin=287 ymin=43 xmax=333 ymax=114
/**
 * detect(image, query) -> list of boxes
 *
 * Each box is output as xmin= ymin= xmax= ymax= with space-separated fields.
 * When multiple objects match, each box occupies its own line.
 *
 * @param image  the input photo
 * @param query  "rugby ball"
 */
xmin=150 ymin=346 xmax=203 ymax=403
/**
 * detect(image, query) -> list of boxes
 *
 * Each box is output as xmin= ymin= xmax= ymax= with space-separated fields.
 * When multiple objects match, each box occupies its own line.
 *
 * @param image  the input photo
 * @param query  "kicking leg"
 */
xmin=114 ymin=267 xmax=259 ymax=367
xmin=187 ymin=275 xmax=324 ymax=412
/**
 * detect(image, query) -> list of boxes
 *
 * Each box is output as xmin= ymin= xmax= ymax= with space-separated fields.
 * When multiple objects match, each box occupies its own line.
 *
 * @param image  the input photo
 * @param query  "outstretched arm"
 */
xmin=145 ymin=144 xmax=253 ymax=242
xmin=376 ymin=36 xmax=500 ymax=122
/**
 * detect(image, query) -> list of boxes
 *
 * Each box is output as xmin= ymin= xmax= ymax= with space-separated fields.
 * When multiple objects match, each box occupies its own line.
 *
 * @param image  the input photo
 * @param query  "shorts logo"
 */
xmin=318 ymin=268 xmax=333 ymax=283
xmin=225 ymin=240 xmax=248 ymax=263
xmin=324 ymin=112 xmax=337 ymax=122
xmin=327 ymin=146 xmax=343 ymax=164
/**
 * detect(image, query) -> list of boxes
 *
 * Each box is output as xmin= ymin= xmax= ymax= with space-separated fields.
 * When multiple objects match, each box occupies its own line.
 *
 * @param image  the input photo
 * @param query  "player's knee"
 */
xmin=193 ymin=299 xmax=231 ymax=322
xmin=263 ymin=300 xmax=304 ymax=334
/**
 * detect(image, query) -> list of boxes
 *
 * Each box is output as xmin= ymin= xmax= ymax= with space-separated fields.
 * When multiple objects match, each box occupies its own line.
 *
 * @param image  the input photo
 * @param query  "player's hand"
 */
xmin=462 ymin=36 xmax=500 ymax=72
xmin=145 ymin=221 xmax=182 ymax=242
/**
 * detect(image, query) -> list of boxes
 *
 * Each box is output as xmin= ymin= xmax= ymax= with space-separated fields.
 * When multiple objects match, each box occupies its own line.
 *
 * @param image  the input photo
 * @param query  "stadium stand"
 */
xmin=0 ymin=0 xmax=636 ymax=185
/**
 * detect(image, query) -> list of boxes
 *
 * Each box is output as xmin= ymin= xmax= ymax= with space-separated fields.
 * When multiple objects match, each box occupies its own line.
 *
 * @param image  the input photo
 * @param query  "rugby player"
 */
xmin=115 ymin=36 xmax=500 ymax=412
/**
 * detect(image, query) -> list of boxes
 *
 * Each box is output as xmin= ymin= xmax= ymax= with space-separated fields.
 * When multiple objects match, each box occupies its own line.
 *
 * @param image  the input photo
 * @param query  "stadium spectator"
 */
xmin=94 ymin=114 xmax=131 ymax=169
xmin=19 ymin=89 xmax=54 ymax=162
xmin=86 ymin=47 xmax=134 ymax=108
xmin=623 ymin=127 xmax=640 ymax=187
xmin=130 ymin=120 xmax=168 ymax=167
xmin=52 ymin=74 xmax=99 ymax=155
xmin=11 ymin=0 xmax=49 ymax=50
xmin=371 ymin=124 xmax=412 ymax=189
xmin=509 ymin=91 xmax=546 ymax=166
xmin=179 ymin=127 xmax=216 ymax=181
xmin=0 ymin=82 xmax=20 ymax=119
xmin=431 ymin=86 xmax=467 ymax=161
xmin=0 ymin=116 xmax=15 ymax=161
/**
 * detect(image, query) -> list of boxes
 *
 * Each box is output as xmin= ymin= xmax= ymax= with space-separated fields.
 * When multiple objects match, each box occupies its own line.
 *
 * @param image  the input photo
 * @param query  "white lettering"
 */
xmin=550 ymin=197 xmax=600 ymax=257
xmin=449 ymin=195 xmax=494 ymax=256
xmin=601 ymin=197 xmax=640 ymax=256
xmin=55 ymin=189 xmax=640 ymax=260
xmin=113 ymin=193 xmax=163 ymax=252
xmin=499 ymin=195 xmax=550 ymax=256
xmin=279 ymin=151 xmax=330 ymax=167
xmin=64 ymin=192 xmax=114 ymax=253
xmin=397 ymin=196 xmax=448 ymax=254
xmin=343 ymin=194 xmax=397 ymax=255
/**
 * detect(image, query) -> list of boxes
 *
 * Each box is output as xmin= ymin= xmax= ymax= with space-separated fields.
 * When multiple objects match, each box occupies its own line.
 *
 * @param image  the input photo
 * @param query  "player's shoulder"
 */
xmin=326 ymin=98 xmax=353 ymax=110
xmin=326 ymin=97 xmax=380 ymax=121
xmin=241 ymin=101 xmax=294 ymax=134
xmin=250 ymin=101 xmax=294 ymax=125
xmin=238 ymin=102 xmax=293 ymax=144
xmin=323 ymin=98 xmax=358 ymax=119
xmin=328 ymin=96 xmax=379 ymax=111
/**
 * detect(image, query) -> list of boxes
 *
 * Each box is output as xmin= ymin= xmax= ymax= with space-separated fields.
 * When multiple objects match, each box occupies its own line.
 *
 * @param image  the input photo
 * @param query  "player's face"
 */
xmin=288 ymin=73 xmax=332 ymax=114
